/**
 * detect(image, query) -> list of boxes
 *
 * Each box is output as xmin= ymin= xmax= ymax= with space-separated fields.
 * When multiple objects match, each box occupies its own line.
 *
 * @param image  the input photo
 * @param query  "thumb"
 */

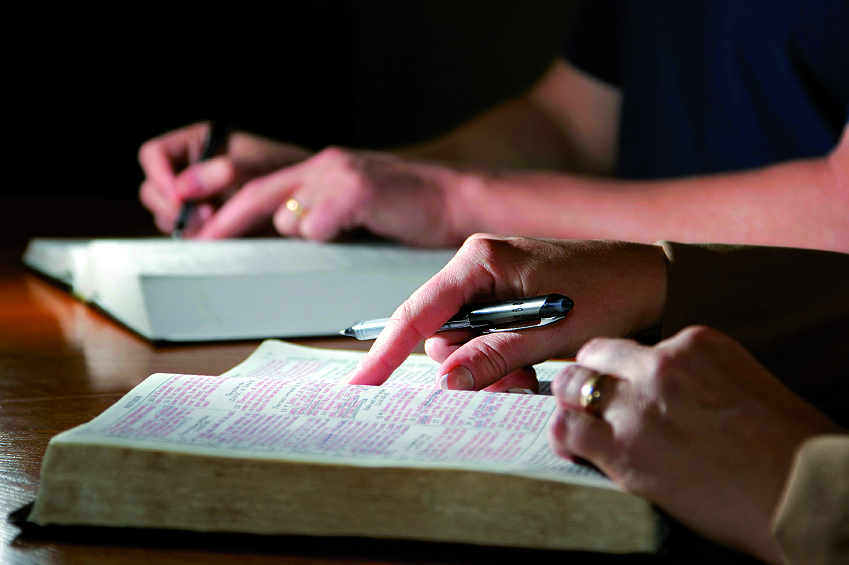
xmin=436 ymin=329 xmax=570 ymax=391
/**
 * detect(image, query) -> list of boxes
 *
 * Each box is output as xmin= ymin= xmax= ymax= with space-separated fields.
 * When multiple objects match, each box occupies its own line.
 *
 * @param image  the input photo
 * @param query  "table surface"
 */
xmin=0 ymin=200 xmax=758 ymax=564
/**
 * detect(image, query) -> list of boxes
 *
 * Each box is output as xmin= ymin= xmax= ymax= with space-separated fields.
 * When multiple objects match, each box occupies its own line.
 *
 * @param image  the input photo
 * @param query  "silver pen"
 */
xmin=341 ymin=294 xmax=574 ymax=340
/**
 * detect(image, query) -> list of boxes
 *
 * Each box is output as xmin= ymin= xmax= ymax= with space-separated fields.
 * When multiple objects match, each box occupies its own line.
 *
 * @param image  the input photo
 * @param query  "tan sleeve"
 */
xmin=771 ymin=435 xmax=849 ymax=565
xmin=656 ymin=242 xmax=849 ymax=425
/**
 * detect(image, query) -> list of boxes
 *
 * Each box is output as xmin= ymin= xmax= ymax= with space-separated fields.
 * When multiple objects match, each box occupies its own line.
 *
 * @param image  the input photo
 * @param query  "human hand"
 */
xmin=191 ymin=146 xmax=473 ymax=245
xmin=138 ymin=122 xmax=311 ymax=236
xmin=548 ymin=326 xmax=845 ymax=563
xmin=346 ymin=234 xmax=668 ymax=390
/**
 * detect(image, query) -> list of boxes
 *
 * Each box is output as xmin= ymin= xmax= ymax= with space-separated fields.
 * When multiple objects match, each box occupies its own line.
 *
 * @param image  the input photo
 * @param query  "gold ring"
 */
xmin=285 ymin=198 xmax=307 ymax=218
xmin=580 ymin=373 xmax=616 ymax=417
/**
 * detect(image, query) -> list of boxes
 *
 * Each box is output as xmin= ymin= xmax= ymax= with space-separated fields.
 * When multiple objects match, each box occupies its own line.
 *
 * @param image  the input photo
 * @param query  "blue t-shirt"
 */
xmin=563 ymin=0 xmax=849 ymax=179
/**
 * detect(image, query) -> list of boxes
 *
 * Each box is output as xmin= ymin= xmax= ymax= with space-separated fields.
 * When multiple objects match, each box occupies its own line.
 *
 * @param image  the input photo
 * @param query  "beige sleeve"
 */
xmin=771 ymin=435 xmax=849 ymax=565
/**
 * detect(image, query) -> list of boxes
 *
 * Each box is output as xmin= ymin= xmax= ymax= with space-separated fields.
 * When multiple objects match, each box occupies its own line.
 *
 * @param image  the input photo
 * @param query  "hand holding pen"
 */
xmin=345 ymin=235 xmax=669 ymax=392
xmin=172 ymin=121 xmax=230 ymax=238
xmin=343 ymin=294 xmax=573 ymax=340
xmin=138 ymin=122 xmax=312 ymax=238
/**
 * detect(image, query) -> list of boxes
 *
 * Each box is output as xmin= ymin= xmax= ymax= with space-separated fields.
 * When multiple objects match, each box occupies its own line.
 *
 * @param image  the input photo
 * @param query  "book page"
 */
xmin=82 ymin=238 xmax=456 ymax=276
xmin=55 ymin=370 xmax=610 ymax=489
xmin=221 ymin=340 xmax=442 ymax=387
xmin=222 ymin=340 xmax=575 ymax=394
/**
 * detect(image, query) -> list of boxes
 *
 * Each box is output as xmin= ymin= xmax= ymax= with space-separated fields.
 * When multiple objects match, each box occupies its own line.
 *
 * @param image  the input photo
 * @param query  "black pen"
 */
xmin=341 ymin=294 xmax=574 ymax=340
xmin=172 ymin=121 xmax=229 ymax=238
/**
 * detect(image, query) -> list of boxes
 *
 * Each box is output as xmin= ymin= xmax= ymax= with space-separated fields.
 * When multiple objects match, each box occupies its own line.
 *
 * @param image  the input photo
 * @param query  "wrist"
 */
xmin=445 ymin=168 xmax=492 ymax=243
xmin=449 ymin=168 xmax=540 ymax=241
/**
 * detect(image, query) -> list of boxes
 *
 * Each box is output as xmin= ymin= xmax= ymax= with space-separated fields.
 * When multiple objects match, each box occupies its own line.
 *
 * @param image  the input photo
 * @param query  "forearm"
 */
xmin=394 ymin=58 xmax=622 ymax=176
xmin=452 ymin=151 xmax=849 ymax=252
xmin=392 ymin=96 xmax=583 ymax=172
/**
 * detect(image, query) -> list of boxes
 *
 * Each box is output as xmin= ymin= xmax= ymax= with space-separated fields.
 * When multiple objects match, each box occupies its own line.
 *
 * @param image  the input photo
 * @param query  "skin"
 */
xmin=345 ymin=235 xmax=669 ymax=391
xmin=138 ymin=126 xmax=311 ymax=236
xmin=138 ymin=59 xmax=849 ymax=251
xmin=550 ymin=328 xmax=845 ymax=563
xmin=342 ymin=235 xmax=846 ymax=563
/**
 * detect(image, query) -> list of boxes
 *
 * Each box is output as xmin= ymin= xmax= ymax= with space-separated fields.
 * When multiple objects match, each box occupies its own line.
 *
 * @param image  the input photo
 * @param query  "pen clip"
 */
xmin=481 ymin=315 xmax=567 ymax=334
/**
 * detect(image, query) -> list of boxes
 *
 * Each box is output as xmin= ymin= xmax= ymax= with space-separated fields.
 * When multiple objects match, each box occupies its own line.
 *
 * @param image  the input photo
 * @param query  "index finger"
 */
xmin=575 ymin=337 xmax=654 ymax=381
xmin=346 ymin=242 xmax=497 ymax=386
xmin=138 ymin=123 xmax=209 ymax=194
xmin=195 ymin=166 xmax=299 ymax=239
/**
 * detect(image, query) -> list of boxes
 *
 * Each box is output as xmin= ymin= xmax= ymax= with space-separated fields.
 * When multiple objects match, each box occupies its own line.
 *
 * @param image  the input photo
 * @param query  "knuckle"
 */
xmin=466 ymin=339 xmax=512 ymax=386
xmin=315 ymin=145 xmax=348 ymax=164
xmin=463 ymin=232 xmax=498 ymax=245
xmin=650 ymin=348 xmax=682 ymax=377
xmin=456 ymin=235 xmax=517 ymax=276
xmin=215 ymin=159 xmax=238 ymax=186
xmin=394 ymin=300 xmax=433 ymax=345
xmin=649 ymin=348 xmax=693 ymax=401
xmin=459 ymin=234 xmax=507 ymax=257
xmin=575 ymin=337 xmax=607 ymax=361
xmin=558 ymin=363 xmax=585 ymax=381
xmin=137 ymin=140 xmax=157 ymax=164
xmin=552 ymin=364 xmax=583 ymax=398
xmin=677 ymin=325 xmax=719 ymax=347
xmin=664 ymin=325 xmax=731 ymax=368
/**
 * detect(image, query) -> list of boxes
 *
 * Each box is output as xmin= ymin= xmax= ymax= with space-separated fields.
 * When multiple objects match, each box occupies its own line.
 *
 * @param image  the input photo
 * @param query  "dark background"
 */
xmin=7 ymin=1 xmax=577 ymax=238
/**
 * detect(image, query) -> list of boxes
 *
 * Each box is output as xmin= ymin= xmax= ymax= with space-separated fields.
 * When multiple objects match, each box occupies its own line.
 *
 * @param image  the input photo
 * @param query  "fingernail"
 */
xmin=507 ymin=388 xmax=536 ymax=394
xmin=439 ymin=366 xmax=474 ymax=390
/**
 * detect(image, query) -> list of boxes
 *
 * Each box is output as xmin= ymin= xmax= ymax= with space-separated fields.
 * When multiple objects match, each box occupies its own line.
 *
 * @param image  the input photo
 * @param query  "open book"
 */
xmin=28 ymin=340 xmax=665 ymax=553
xmin=22 ymin=238 xmax=455 ymax=341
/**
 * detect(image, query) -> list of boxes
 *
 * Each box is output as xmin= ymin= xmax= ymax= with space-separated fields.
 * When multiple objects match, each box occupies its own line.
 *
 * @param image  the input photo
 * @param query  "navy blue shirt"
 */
xmin=563 ymin=0 xmax=849 ymax=179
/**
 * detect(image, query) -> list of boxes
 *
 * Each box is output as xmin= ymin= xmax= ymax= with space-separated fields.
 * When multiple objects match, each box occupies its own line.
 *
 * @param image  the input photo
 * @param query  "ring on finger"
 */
xmin=285 ymin=198 xmax=308 ymax=218
xmin=580 ymin=373 xmax=617 ymax=418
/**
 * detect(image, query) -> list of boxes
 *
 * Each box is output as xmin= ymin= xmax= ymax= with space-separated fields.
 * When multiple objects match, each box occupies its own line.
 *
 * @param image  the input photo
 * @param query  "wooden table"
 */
xmin=0 ymin=201 xmax=758 ymax=564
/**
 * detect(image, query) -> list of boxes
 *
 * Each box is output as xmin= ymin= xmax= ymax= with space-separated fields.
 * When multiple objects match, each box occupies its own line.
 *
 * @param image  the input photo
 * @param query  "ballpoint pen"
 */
xmin=172 ymin=121 xmax=229 ymax=238
xmin=341 ymin=294 xmax=574 ymax=340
